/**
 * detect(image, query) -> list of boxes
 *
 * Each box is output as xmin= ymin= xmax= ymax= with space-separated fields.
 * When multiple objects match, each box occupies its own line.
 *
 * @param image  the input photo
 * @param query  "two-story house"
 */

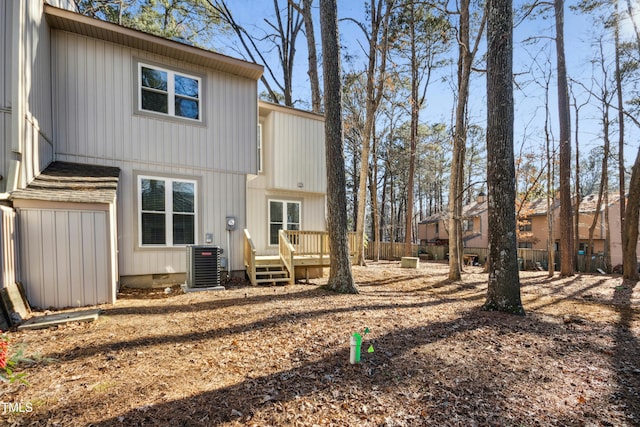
xmin=1 ymin=2 xmax=327 ymax=309
xmin=418 ymin=193 xmax=488 ymax=249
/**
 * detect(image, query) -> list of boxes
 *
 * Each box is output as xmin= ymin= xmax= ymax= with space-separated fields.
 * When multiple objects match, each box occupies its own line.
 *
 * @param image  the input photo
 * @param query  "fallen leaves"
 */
xmin=1 ymin=262 xmax=638 ymax=426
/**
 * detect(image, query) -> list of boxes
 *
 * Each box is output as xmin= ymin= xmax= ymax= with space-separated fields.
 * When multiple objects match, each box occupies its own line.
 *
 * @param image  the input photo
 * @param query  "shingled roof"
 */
xmin=10 ymin=162 xmax=120 ymax=204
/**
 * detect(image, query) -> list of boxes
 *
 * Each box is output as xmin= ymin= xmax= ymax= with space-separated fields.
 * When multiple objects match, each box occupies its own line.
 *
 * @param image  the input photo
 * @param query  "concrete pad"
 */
xmin=18 ymin=309 xmax=101 ymax=330
xmin=180 ymin=284 xmax=225 ymax=293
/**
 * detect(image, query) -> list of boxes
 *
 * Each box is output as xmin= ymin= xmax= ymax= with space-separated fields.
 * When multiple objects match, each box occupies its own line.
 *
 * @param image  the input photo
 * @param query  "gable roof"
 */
xmin=10 ymin=162 xmax=120 ymax=204
xmin=44 ymin=4 xmax=264 ymax=81
xmin=421 ymin=199 xmax=487 ymax=223
xmin=258 ymin=100 xmax=325 ymax=122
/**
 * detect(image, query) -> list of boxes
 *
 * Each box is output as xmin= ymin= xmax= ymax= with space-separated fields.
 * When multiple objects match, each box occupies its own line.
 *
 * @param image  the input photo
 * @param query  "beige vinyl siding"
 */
xmin=51 ymin=30 xmax=258 ymax=276
xmin=52 ymin=31 xmax=258 ymax=175
xmin=50 ymin=157 xmax=248 ymax=275
xmin=0 ymin=113 xmax=9 ymax=192
xmin=45 ymin=1 xmax=77 ymax=11
xmin=6 ymin=1 xmax=56 ymax=190
xmin=0 ymin=0 xmax=12 ymax=108
xmin=16 ymin=206 xmax=115 ymax=308
xmin=0 ymin=206 xmax=19 ymax=290
xmin=270 ymin=111 xmax=326 ymax=193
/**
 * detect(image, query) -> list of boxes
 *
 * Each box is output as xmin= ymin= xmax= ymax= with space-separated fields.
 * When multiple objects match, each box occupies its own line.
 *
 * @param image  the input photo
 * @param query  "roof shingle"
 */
xmin=10 ymin=162 xmax=120 ymax=204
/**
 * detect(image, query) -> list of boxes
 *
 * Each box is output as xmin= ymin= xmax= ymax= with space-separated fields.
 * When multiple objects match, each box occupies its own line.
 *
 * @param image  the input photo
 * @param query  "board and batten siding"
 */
xmin=0 ymin=206 xmax=19 ymax=290
xmin=0 ymin=0 xmax=12 ymax=109
xmin=16 ymin=206 xmax=116 ymax=308
xmin=270 ymin=111 xmax=326 ymax=193
xmin=51 ymin=31 xmax=257 ymax=175
xmin=19 ymin=1 xmax=56 ymax=188
xmin=51 ymin=30 xmax=258 ymax=276
xmin=0 ymin=0 xmax=13 ymax=192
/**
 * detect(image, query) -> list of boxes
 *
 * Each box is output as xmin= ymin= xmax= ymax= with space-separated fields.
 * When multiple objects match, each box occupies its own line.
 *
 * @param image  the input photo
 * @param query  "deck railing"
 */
xmin=243 ymin=229 xmax=257 ymax=286
xmin=285 ymin=230 xmax=358 ymax=259
xmin=279 ymin=230 xmax=296 ymax=285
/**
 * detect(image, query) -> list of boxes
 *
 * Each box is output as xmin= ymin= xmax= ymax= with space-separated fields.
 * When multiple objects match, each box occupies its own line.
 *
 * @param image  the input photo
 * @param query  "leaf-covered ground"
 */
xmin=2 ymin=261 xmax=639 ymax=426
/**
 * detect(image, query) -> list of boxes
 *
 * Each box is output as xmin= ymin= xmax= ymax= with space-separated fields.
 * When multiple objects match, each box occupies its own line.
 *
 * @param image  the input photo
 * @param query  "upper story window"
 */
xmin=138 ymin=62 xmax=202 ymax=121
xmin=462 ymin=219 xmax=474 ymax=232
xmin=518 ymin=221 xmax=532 ymax=232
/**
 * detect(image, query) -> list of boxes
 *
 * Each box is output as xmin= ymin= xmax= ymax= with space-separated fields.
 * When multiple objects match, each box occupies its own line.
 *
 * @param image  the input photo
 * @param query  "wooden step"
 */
xmin=255 ymin=277 xmax=291 ymax=285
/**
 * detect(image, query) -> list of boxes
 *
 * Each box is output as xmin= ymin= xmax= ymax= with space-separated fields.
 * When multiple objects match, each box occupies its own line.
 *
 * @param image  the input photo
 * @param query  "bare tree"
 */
xmin=350 ymin=0 xmax=395 ymax=266
xmin=208 ymin=0 xmax=303 ymax=106
xmin=483 ymin=0 xmax=524 ymax=314
xmin=320 ymin=0 xmax=357 ymax=293
xmin=554 ymin=0 xmax=574 ymax=276
xmin=448 ymin=0 xmax=486 ymax=280
xmin=289 ymin=0 xmax=321 ymax=112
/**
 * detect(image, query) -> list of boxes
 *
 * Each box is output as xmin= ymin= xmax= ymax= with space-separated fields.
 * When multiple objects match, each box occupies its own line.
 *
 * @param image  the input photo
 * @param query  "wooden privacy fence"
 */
xmin=364 ymin=242 xmax=558 ymax=271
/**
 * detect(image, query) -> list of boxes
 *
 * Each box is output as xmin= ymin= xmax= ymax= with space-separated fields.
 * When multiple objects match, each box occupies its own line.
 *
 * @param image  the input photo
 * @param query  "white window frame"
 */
xmin=137 ymin=62 xmax=202 ymax=122
xmin=138 ymin=175 xmax=198 ymax=247
xmin=268 ymin=199 xmax=301 ymax=246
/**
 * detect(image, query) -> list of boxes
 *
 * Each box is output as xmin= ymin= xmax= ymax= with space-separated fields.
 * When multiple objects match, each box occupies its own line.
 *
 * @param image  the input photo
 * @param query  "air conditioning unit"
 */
xmin=186 ymin=245 xmax=222 ymax=288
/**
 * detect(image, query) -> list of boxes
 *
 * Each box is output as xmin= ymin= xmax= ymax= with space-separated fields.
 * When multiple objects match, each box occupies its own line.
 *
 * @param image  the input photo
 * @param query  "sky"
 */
xmin=215 ymin=1 xmax=639 ymax=174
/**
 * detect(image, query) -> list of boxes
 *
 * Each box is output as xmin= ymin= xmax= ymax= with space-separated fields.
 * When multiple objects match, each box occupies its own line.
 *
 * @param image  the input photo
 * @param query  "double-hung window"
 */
xmin=139 ymin=175 xmax=197 ymax=246
xmin=269 ymin=200 xmax=300 ymax=245
xmin=138 ymin=62 xmax=201 ymax=121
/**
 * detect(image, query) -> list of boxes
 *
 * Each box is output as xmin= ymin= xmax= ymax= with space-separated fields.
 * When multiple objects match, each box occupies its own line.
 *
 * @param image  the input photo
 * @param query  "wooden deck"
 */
xmin=244 ymin=230 xmax=357 ymax=286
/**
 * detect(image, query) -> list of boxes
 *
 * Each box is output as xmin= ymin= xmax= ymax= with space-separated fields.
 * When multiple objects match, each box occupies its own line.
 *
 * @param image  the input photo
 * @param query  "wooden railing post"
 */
xmin=243 ymin=229 xmax=257 ymax=286
xmin=279 ymin=229 xmax=295 ymax=285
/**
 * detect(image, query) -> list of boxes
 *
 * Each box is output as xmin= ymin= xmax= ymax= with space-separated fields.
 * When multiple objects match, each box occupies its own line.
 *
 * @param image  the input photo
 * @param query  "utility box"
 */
xmin=186 ymin=245 xmax=221 ymax=288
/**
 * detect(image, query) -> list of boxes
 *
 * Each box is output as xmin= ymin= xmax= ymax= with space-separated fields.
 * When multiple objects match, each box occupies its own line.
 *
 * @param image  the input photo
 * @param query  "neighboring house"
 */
xmin=418 ymin=193 xmax=488 ymax=249
xmin=524 ymin=193 xmax=635 ymax=266
xmin=420 ymin=191 xmax=639 ymax=267
xmin=1 ymin=2 xmax=272 ymax=308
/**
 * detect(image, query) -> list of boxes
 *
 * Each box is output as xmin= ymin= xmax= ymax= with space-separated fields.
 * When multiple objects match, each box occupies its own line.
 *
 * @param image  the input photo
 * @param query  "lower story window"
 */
xmin=269 ymin=200 xmax=300 ymax=245
xmin=139 ymin=175 xmax=196 ymax=246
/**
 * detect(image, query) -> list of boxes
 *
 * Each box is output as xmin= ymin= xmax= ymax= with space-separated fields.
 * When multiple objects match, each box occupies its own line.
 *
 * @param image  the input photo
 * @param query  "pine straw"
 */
xmin=2 ymin=261 xmax=639 ymax=426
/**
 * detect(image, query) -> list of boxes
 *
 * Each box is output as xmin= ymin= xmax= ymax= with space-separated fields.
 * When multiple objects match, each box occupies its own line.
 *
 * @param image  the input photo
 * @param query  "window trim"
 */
xmin=136 ymin=174 xmax=199 ymax=248
xmin=268 ymin=199 xmax=301 ymax=246
xmin=134 ymin=59 xmax=205 ymax=124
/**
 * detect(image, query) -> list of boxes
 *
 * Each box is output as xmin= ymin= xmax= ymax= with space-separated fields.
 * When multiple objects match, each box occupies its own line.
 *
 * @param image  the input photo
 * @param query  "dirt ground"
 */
xmin=1 ymin=261 xmax=639 ymax=426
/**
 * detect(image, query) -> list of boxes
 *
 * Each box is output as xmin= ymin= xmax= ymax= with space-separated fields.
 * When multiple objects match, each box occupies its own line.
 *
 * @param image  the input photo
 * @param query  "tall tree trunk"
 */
xmin=545 ymin=86 xmax=555 ymax=277
xmin=623 ymin=145 xmax=640 ymax=281
xmin=555 ymin=0 xmax=574 ymax=276
xmin=355 ymin=0 xmax=394 ymax=265
xmin=371 ymin=127 xmax=381 ymax=262
xmin=448 ymin=0 xmax=485 ymax=280
xmin=405 ymin=1 xmax=418 ymax=257
xmin=319 ymin=0 xmax=357 ymax=293
xmin=483 ymin=0 xmax=524 ymax=314
xmin=572 ymin=89 xmax=581 ymax=271
xmin=290 ymin=0 xmax=321 ymax=112
xmin=614 ymin=4 xmax=626 ymax=254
